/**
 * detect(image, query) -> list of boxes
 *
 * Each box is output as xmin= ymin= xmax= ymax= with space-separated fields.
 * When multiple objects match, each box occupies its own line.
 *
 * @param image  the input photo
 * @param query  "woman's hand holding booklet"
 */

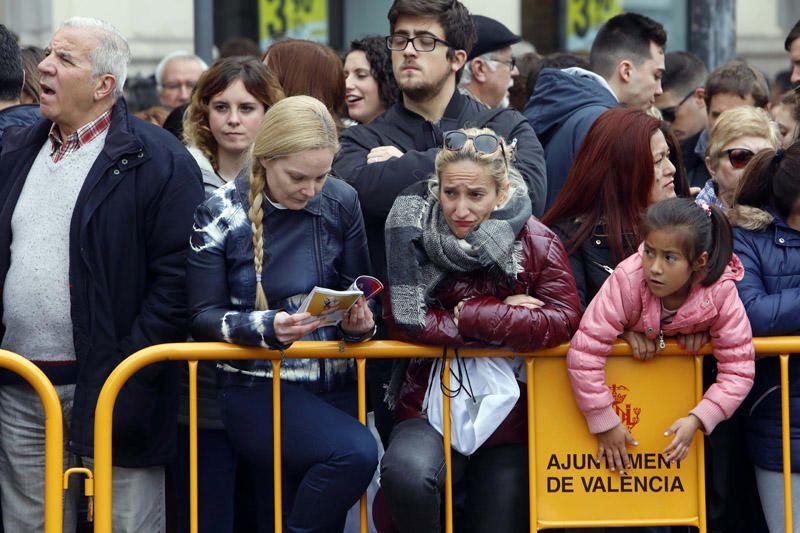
xmin=296 ymin=276 xmax=383 ymax=327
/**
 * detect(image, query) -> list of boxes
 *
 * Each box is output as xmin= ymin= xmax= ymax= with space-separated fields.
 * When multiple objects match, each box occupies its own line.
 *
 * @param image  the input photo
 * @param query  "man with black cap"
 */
xmin=459 ymin=15 xmax=520 ymax=108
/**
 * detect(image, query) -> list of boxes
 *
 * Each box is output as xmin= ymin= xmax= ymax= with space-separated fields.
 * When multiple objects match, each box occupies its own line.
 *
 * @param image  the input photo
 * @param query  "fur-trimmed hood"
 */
xmin=727 ymin=204 xmax=775 ymax=231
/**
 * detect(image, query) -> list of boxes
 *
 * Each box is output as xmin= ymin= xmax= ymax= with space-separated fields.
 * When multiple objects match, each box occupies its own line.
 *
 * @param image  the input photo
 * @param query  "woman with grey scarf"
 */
xmin=378 ymin=128 xmax=581 ymax=533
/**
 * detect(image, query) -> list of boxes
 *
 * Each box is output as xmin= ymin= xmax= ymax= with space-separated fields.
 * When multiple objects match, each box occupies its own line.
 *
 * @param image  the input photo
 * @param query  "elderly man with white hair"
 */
xmin=0 ymin=16 xmax=203 ymax=531
xmin=458 ymin=15 xmax=521 ymax=108
xmin=156 ymin=51 xmax=208 ymax=109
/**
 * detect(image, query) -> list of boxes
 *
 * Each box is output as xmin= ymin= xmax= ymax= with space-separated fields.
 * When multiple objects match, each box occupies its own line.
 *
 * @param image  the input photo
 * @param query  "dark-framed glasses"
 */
xmin=722 ymin=148 xmax=756 ymax=169
xmin=490 ymin=56 xmax=516 ymax=70
xmin=386 ymin=34 xmax=453 ymax=52
xmin=658 ymin=88 xmax=695 ymax=123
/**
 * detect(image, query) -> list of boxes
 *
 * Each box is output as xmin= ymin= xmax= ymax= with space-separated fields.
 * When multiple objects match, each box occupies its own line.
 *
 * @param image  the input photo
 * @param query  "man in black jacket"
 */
xmin=333 ymin=0 xmax=546 ymax=446
xmin=333 ymin=0 xmax=546 ymax=283
xmin=0 ymin=17 xmax=202 ymax=532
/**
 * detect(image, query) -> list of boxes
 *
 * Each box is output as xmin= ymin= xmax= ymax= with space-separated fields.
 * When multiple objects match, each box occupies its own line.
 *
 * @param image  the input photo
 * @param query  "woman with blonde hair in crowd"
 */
xmin=380 ymin=127 xmax=580 ymax=533
xmin=187 ymin=95 xmax=378 ymax=532
xmin=697 ymin=106 xmax=780 ymax=210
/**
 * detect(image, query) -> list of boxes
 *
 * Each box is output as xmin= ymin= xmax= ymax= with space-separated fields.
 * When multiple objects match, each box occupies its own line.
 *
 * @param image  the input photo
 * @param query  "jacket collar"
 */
xmin=233 ymin=173 xmax=324 ymax=216
xmin=0 ymin=98 xmax=141 ymax=159
xmin=772 ymin=212 xmax=800 ymax=246
xmin=396 ymin=88 xmax=467 ymax=124
xmin=634 ymin=244 xmax=745 ymax=336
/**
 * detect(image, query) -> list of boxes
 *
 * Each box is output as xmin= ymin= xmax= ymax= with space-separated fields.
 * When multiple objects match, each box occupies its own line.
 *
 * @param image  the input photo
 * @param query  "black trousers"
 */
xmin=380 ymin=418 xmax=529 ymax=533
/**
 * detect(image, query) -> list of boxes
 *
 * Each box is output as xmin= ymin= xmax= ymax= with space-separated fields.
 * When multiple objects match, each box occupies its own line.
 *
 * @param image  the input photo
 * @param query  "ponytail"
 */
xmin=736 ymin=144 xmax=800 ymax=221
xmin=734 ymin=149 xmax=778 ymax=211
xmin=702 ymin=204 xmax=733 ymax=286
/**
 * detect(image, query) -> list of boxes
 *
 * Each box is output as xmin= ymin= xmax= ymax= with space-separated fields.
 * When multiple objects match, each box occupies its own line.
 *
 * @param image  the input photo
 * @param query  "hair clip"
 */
xmin=256 ymin=274 xmax=262 ymax=283
xmin=774 ymin=147 xmax=785 ymax=164
xmin=697 ymin=200 xmax=712 ymax=218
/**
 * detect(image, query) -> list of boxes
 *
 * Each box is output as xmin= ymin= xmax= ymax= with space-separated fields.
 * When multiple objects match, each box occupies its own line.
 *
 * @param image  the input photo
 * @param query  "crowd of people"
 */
xmin=0 ymin=1 xmax=798 ymax=532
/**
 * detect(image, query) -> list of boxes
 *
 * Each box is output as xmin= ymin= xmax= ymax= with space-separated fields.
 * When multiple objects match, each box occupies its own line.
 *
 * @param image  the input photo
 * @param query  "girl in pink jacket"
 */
xmin=567 ymin=197 xmax=755 ymax=474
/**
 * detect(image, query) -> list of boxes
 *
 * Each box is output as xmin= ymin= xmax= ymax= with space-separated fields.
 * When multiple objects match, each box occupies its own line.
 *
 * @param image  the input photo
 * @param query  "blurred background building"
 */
xmin=0 ymin=0 xmax=798 ymax=81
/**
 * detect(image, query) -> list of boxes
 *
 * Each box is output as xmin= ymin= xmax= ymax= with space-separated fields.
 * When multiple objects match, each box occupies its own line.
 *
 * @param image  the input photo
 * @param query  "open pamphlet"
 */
xmin=296 ymin=275 xmax=383 ymax=327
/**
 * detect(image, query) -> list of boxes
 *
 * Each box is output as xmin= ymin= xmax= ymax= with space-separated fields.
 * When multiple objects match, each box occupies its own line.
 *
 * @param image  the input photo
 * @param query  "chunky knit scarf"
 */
xmin=383 ymin=179 xmax=531 ymax=407
xmin=386 ymin=179 xmax=531 ymax=328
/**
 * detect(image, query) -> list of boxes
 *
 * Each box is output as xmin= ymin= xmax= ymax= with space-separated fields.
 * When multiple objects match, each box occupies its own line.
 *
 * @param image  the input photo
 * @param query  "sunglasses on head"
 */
xmin=658 ymin=88 xmax=695 ymax=123
xmin=443 ymin=131 xmax=505 ymax=156
xmin=722 ymin=148 xmax=756 ymax=169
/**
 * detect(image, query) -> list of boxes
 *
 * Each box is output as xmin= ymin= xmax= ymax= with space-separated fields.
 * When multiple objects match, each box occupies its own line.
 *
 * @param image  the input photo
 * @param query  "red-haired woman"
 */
xmin=263 ymin=39 xmax=346 ymax=129
xmin=541 ymin=107 xmax=677 ymax=308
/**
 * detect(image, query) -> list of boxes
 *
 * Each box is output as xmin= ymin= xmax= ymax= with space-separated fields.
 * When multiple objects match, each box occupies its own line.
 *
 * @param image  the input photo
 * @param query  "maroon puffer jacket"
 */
xmin=384 ymin=217 xmax=582 ymax=445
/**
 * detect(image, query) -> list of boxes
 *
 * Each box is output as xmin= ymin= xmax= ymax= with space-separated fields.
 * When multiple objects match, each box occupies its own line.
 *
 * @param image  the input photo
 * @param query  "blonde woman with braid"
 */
xmin=187 ymin=95 xmax=377 ymax=533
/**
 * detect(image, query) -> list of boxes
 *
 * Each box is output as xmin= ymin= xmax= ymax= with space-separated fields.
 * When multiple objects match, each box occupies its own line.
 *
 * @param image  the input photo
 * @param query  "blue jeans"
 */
xmin=173 ymin=426 xmax=243 ymax=533
xmin=218 ymin=380 xmax=378 ymax=533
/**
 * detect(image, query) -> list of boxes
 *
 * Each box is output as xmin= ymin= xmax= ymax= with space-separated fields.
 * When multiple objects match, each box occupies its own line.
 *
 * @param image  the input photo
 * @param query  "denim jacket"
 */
xmin=187 ymin=173 xmax=371 ymax=392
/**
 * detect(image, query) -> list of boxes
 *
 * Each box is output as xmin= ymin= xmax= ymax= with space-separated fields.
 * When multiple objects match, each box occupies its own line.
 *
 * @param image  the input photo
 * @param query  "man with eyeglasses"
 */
xmin=655 ymin=51 xmax=707 ymax=143
xmin=333 ymin=0 xmax=545 ymax=449
xmin=155 ymin=51 xmax=207 ymax=109
xmin=458 ymin=15 xmax=520 ymax=109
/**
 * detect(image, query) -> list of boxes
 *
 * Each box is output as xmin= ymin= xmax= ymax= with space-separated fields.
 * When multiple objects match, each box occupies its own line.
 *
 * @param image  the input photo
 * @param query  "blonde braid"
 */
xmin=248 ymin=162 xmax=269 ymax=310
xmin=244 ymin=95 xmax=339 ymax=311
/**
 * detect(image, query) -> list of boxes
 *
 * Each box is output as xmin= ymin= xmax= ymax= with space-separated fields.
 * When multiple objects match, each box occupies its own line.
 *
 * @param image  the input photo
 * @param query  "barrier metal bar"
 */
xmin=188 ymin=361 xmax=198 ymax=533
xmin=272 ymin=359 xmax=283 ymax=533
xmin=695 ymin=355 xmax=708 ymax=533
xmin=94 ymin=338 xmax=800 ymax=532
xmin=781 ymin=354 xmax=792 ymax=533
xmin=526 ymin=357 xmax=536 ymax=531
xmin=356 ymin=358 xmax=368 ymax=532
xmin=443 ymin=356 xmax=453 ymax=533
xmin=0 ymin=349 xmax=64 ymax=533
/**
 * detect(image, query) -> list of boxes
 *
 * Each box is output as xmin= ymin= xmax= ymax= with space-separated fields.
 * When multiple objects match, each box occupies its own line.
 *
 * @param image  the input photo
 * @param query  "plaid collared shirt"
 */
xmin=48 ymin=110 xmax=112 ymax=163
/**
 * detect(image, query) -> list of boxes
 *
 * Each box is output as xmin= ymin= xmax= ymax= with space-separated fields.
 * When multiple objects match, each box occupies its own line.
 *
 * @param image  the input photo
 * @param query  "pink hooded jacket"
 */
xmin=567 ymin=247 xmax=755 ymax=435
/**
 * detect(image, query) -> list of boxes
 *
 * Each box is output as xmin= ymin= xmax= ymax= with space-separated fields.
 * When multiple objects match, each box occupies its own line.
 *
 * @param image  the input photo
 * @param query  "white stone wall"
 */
xmin=736 ymin=0 xmax=788 ymax=79
xmin=1 ymin=0 xmax=196 ymax=77
xmin=462 ymin=0 xmax=521 ymax=34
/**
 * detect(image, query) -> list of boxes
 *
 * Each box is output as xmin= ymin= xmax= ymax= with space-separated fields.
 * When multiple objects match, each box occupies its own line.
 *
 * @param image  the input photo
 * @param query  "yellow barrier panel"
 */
xmin=92 ymin=338 xmax=800 ymax=533
xmin=533 ymin=354 xmax=703 ymax=529
xmin=0 ymin=349 xmax=64 ymax=533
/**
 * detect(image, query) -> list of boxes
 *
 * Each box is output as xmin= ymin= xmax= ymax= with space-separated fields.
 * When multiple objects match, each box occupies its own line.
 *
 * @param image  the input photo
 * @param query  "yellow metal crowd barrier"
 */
xmin=0 ymin=349 xmax=65 ymax=533
xmin=89 ymin=338 xmax=800 ymax=533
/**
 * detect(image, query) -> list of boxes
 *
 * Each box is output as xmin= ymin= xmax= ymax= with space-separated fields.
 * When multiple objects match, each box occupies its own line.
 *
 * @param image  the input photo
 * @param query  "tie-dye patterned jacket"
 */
xmin=187 ymin=173 xmax=371 ymax=392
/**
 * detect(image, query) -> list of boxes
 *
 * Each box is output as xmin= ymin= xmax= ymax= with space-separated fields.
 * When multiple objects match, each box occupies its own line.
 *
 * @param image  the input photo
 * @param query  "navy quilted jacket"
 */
xmin=731 ymin=205 xmax=800 ymax=472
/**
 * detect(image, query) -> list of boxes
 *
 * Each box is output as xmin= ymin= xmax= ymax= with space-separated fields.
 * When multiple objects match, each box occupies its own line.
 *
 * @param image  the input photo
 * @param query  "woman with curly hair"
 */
xmin=176 ymin=56 xmax=283 ymax=533
xmin=183 ymin=56 xmax=283 ymax=194
xmin=344 ymin=35 xmax=399 ymax=124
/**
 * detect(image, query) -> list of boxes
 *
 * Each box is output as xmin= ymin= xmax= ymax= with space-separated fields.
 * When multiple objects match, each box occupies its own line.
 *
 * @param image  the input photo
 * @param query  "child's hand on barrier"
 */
xmin=663 ymin=414 xmax=702 ymax=463
xmin=676 ymin=332 xmax=710 ymax=356
xmin=597 ymin=423 xmax=638 ymax=475
xmin=620 ymin=330 xmax=660 ymax=361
